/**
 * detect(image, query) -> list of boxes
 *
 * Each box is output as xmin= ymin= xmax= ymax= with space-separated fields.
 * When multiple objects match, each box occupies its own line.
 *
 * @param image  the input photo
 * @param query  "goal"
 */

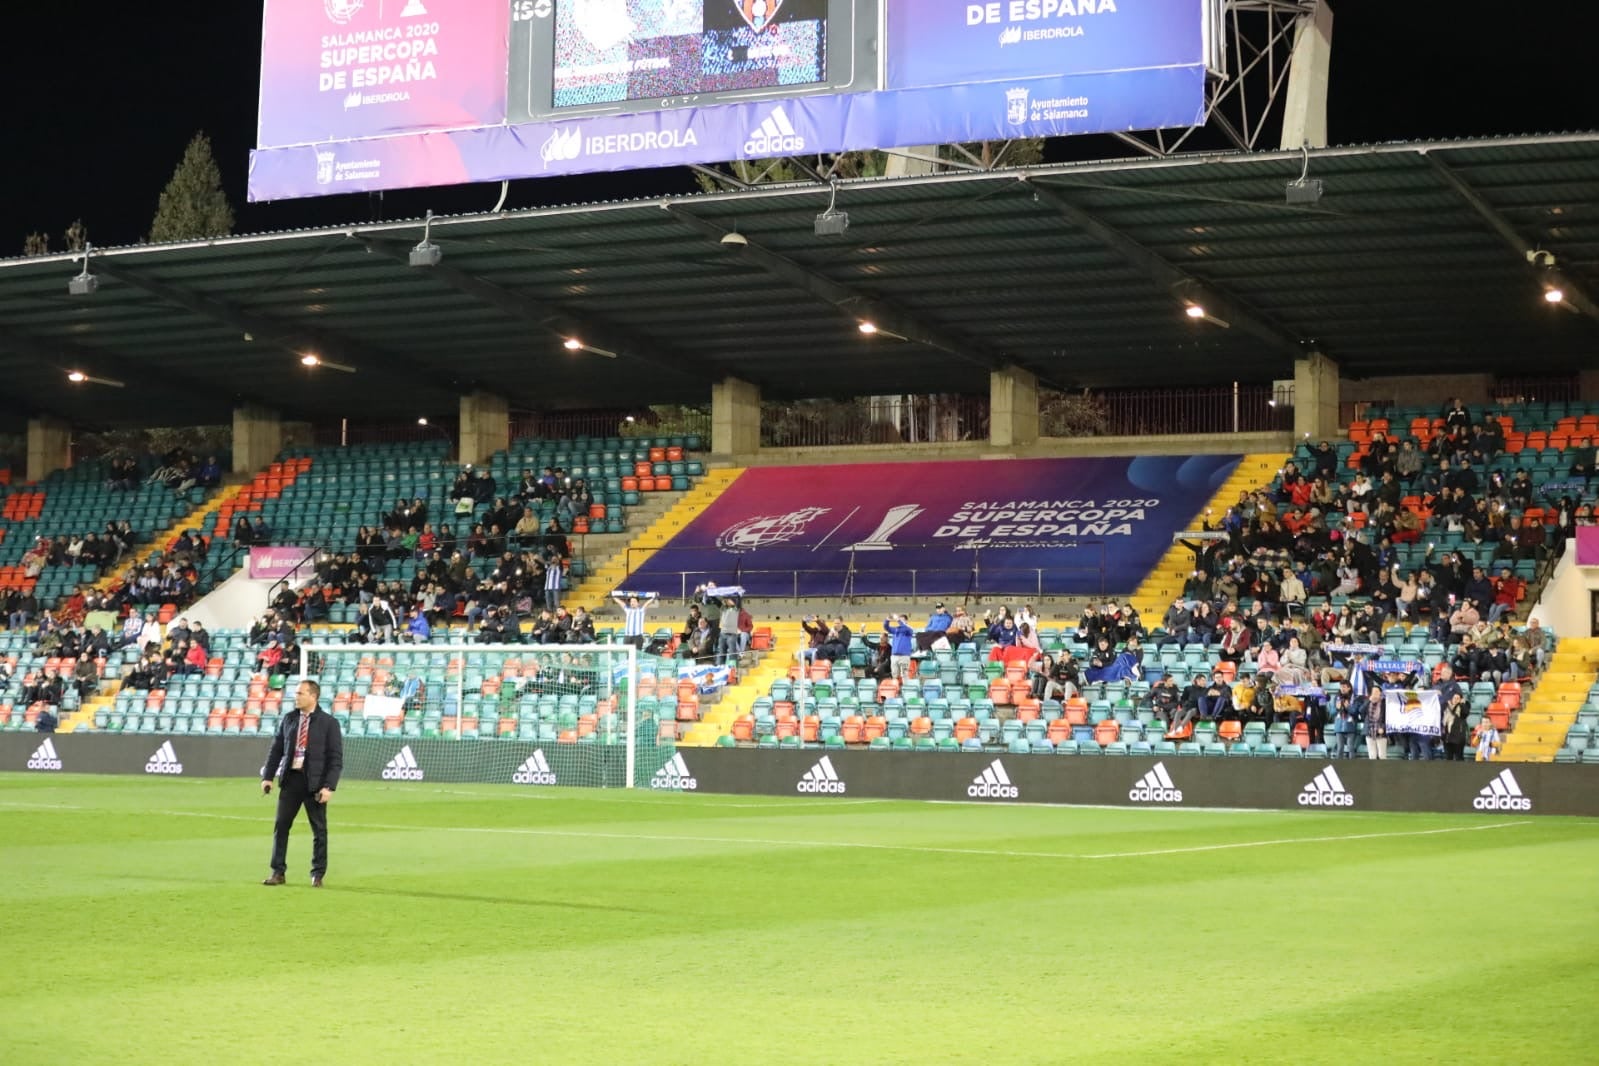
xmin=294 ymin=642 xmax=674 ymax=789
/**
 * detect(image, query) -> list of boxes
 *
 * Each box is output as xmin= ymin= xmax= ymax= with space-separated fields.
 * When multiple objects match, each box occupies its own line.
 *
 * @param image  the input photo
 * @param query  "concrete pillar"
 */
xmin=25 ymin=416 xmax=71 ymax=483
xmin=1294 ymin=352 xmax=1341 ymax=442
xmin=458 ymin=390 xmax=509 ymax=467
xmin=1579 ymin=370 xmax=1599 ymax=405
xmin=1280 ymin=0 xmax=1333 ymax=150
xmin=232 ymin=405 xmax=283 ymax=475
xmin=712 ymin=377 xmax=761 ymax=457
xmin=989 ymin=365 xmax=1039 ymax=449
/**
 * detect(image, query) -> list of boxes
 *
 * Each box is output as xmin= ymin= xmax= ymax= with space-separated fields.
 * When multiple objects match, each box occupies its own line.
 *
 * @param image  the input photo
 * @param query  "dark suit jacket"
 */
xmin=263 ymin=707 xmax=344 ymax=792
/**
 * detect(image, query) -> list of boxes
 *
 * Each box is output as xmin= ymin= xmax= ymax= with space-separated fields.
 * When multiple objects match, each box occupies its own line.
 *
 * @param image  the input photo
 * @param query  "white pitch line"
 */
xmin=2 ymin=803 xmax=1532 ymax=862
xmin=422 ymin=788 xmax=887 ymax=809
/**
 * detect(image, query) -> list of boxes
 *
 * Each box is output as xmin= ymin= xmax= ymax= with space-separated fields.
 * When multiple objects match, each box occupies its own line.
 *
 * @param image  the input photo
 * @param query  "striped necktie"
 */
xmin=293 ymin=711 xmax=310 ymax=770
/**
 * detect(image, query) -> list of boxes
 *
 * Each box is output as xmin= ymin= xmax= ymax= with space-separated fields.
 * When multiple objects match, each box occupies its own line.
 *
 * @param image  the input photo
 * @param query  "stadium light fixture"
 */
xmin=857 ymin=321 xmax=879 ymax=334
xmin=409 ymin=211 xmax=442 ymax=268
xmin=562 ymin=337 xmax=616 ymax=359
xmin=299 ymin=353 xmax=356 ymax=373
xmin=1544 ymin=287 xmax=1566 ymax=305
xmin=1183 ymin=302 xmax=1231 ymax=328
xmin=814 ymin=181 xmax=850 ymax=237
xmin=68 ymin=243 xmax=98 ymax=296
xmin=719 ymin=230 xmax=748 ymax=248
xmin=1285 ymin=143 xmax=1324 ymax=205
xmin=417 ymin=417 xmax=429 ymax=426
xmin=66 ymin=369 xmax=124 ymax=388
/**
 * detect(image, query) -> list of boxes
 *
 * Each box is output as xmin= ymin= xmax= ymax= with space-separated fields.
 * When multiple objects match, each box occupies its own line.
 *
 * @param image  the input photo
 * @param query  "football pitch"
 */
xmin=3 ymin=775 xmax=1596 ymax=1065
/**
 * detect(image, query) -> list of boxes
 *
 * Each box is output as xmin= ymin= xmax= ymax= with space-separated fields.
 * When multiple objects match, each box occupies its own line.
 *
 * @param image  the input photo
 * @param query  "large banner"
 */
xmin=624 ymin=455 xmax=1239 ymax=598
xmin=257 ymin=0 xmax=510 ymax=148
xmin=1384 ymin=689 xmax=1442 ymax=737
xmin=885 ymin=0 xmax=1205 ymax=90
xmin=248 ymin=0 xmax=1207 ymax=200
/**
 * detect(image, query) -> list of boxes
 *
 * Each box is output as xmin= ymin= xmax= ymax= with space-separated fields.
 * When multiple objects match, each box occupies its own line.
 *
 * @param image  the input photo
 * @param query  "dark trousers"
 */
xmin=270 ymin=770 xmax=328 ymax=877
xmin=1443 ymin=741 xmax=1467 ymax=761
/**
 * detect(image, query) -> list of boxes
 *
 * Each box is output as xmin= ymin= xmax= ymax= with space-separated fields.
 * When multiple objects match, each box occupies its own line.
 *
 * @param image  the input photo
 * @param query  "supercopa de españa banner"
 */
xmin=258 ymin=0 xmax=509 ymax=148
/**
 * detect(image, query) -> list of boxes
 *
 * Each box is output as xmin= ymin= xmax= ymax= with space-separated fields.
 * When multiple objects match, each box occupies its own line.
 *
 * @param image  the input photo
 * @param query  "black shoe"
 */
xmin=262 ymin=873 xmax=286 ymax=886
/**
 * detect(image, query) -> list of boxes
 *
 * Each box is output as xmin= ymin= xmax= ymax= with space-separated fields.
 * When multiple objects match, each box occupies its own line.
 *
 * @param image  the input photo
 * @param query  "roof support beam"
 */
xmin=1026 ymin=178 xmax=1308 ymax=358
xmin=662 ymin=205 xmax=1015 ymax=376
xmin=1423 ymin=152 xmax=1599 ymax=323
xmin=353 ymin=236 xmax=745 ymax=386
xmin=89 ymin=259 xmax=503 ymax=407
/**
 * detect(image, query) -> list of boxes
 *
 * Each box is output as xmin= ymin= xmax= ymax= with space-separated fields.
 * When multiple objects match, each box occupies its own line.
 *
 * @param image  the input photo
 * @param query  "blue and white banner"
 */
xmin=886 ymin=0 xmax=1206 ymax=90
xmin=248 ymin=64 xmax=1203 ymax=200
xmin=1384 ymin=689 xmax=1442 ymax=737
xmin=679 ymin=662 xmax=733 ymax=694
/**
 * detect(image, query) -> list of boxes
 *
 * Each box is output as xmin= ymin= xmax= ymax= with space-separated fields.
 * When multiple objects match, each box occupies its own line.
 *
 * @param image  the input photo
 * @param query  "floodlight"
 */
xmin=410 ymin=211 xmax=441 ymax=267
xmin=1544 ymin=287 xmax=1565 ymax=305
xmin=66 ymin=369 xmax=124 ymax=388
xmin=814 ymin=181 xmax=849 ymax=237
xmin=858 ymin=321 xmax=879 ymax=334
xmin=562 ymin=338 xmax=616 ymax=359
xmin=68 ymin=243 xmax=97 ymax=296
xmin=300 ymin=354 xmax=356 ymax=373
xmin=720 ymin=231 xmax=748 ymax=248
xmin=1285 ymin=143 xmax=1324 ymax=205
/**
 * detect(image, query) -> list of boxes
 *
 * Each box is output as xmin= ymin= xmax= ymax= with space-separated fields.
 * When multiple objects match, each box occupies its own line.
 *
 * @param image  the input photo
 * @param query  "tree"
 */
xmin=63 ymin=219 xmax=87 ymax=252
xmin=149 ymin=133 xmax=235 ymax=243
xmin=22 ymin=232 xmax=49 ymax=256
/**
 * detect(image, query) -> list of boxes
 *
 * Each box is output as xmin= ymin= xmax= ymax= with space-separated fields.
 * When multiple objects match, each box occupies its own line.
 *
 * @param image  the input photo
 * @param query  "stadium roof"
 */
xmin=2 ymin=132 xmax=1597 ymax=432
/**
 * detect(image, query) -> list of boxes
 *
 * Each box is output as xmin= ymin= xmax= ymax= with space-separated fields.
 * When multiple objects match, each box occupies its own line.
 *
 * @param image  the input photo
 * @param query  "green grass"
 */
xmin=2 ymin=775 xmax=1596 ymax=1064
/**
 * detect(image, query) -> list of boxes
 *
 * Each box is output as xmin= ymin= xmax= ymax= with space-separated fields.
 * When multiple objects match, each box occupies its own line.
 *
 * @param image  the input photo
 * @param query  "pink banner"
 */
xmin=258 ymin=0 xmax=509 ymax=148
xmin=250 ymin=546 xmax=318 ymax=581
xmin=1577 ymin=526 xmax=1599 ymax=565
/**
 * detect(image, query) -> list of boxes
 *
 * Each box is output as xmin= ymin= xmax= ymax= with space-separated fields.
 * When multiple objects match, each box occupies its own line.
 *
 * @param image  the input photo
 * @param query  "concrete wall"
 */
xmin=1340 ymin=373 xmax=1495 ymax=411
xmin=1528 ymin=544 xmax=1590 ymax=641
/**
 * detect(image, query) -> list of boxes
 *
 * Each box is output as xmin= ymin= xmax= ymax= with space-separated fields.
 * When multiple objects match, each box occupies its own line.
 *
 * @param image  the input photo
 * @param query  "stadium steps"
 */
xmin=61 ymin=679 xmax=121 ymax=734
xmin=1128 ymin=452 xmax=1289 ymax=621
xmin=569 ymin=468 xmax=745 ymax=610
xmin=681 ymin=619 xmax=804 ymax=747
xmin=1501 ymin=638 xmax=1599 ymax=762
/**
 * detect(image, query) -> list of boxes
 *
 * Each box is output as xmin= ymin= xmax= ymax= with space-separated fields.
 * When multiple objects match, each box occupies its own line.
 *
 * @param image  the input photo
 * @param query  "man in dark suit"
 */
xmin=261 ymin=679 xmax=343 ymax=887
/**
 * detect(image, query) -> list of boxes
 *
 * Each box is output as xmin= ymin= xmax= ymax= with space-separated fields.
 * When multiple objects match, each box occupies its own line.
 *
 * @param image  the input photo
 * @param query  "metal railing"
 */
xmin=622 ymin=542 xmax=1108 ymax=603
xmin=1055 ymin=384 xmax=1293 ymax=437
xmin=265 ymin=546 xmax=328 ymax=610
xmin=760 ymin=395 xmax=989 ymax=449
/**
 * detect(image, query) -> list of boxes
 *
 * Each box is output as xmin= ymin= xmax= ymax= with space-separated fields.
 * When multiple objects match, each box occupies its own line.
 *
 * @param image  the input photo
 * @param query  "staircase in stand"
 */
xmin=1500 ymin=637 xmax=1599 ymax=762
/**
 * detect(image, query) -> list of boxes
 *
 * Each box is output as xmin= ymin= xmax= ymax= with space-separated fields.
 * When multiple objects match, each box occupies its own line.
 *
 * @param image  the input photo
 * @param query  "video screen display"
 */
xmin=553 ymin=0 xmax=828 ymax=109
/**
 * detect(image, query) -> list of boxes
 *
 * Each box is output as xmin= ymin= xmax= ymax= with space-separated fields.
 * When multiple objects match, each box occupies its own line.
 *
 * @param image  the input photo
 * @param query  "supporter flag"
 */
xmin=1383 ymin=689 xmax=1441 ymax=737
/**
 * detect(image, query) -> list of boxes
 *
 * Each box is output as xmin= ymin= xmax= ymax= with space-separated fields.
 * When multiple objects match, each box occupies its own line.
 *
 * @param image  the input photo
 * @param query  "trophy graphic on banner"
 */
xmin=843 ymin=505 xmax=924 ymax=552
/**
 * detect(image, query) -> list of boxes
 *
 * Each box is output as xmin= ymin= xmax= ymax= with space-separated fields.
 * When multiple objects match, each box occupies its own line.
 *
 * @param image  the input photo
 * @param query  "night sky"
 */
xmin=2 ymin=0 xmax=1593 ymax=252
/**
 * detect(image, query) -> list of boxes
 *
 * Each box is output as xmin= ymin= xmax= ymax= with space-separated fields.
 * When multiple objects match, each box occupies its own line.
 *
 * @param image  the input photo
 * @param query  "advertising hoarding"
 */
xmin=250 ymin=0 xmax=1211 ymax=200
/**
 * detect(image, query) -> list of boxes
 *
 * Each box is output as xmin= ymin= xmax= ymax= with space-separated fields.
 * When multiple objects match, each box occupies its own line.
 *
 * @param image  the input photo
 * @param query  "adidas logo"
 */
xmin=796 ymin=755 xmax=846 ymax=794
xmin=744 ymin=106 xmax=804 ymax=155
xmin=968 ymin=758 xmax=1018 ymax=800
xmin=1474 ymin=768 xmax=1532 ymax=811
xmin=381 ymin=745 xmax=425 ymax=781
xmin=145 ymin=740 xmax=184 ymax=775
xmin=1128 ymin=762 xmax=1183 ymax=804
xmin=1298 ymin=765 xmax=1353 ymax=807
xmin=651 ymin=752 xmax=698 ymax=791
xmin=26 ymin=737 xmax=61 ymax=771
xmin=512 ymin=749 xmax=557 ymax=786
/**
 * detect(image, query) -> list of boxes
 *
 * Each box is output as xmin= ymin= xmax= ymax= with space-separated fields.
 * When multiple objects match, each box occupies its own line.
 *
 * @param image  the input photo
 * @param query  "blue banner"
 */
xmin=249 ymin=64 xmax=1204 ymax=200
xmin=621 ymin=455 xmax=1240 ymax=599
xmin=886 ymin=0 xmax=1206 ymax=91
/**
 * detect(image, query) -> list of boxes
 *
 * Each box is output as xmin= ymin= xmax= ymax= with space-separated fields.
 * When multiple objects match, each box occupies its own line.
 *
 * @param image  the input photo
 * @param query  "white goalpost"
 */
xmin=294 ymin=641 xmax=671 ymax=789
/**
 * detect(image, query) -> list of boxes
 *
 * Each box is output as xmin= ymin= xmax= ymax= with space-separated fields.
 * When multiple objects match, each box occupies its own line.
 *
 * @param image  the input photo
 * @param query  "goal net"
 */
xmin=295 ymin=642 xmax=675 ymax=789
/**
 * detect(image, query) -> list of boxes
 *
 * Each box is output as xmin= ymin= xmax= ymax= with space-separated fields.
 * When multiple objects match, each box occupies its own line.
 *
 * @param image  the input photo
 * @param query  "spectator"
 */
xmin=918 ymin=603 xmax=953 ymax=652
xmin=35 ymin=705 xmax=58 ymax=733
xmin=1473 ymin=715 xmax=1502 ymax=761
xmin=883 ymin=614 xmax=915 ymax=681
xmin=1330 ymin=679 xmax=1362 ymax=759
xmin=1487 ymin=568 xmax=1524 ymax=623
